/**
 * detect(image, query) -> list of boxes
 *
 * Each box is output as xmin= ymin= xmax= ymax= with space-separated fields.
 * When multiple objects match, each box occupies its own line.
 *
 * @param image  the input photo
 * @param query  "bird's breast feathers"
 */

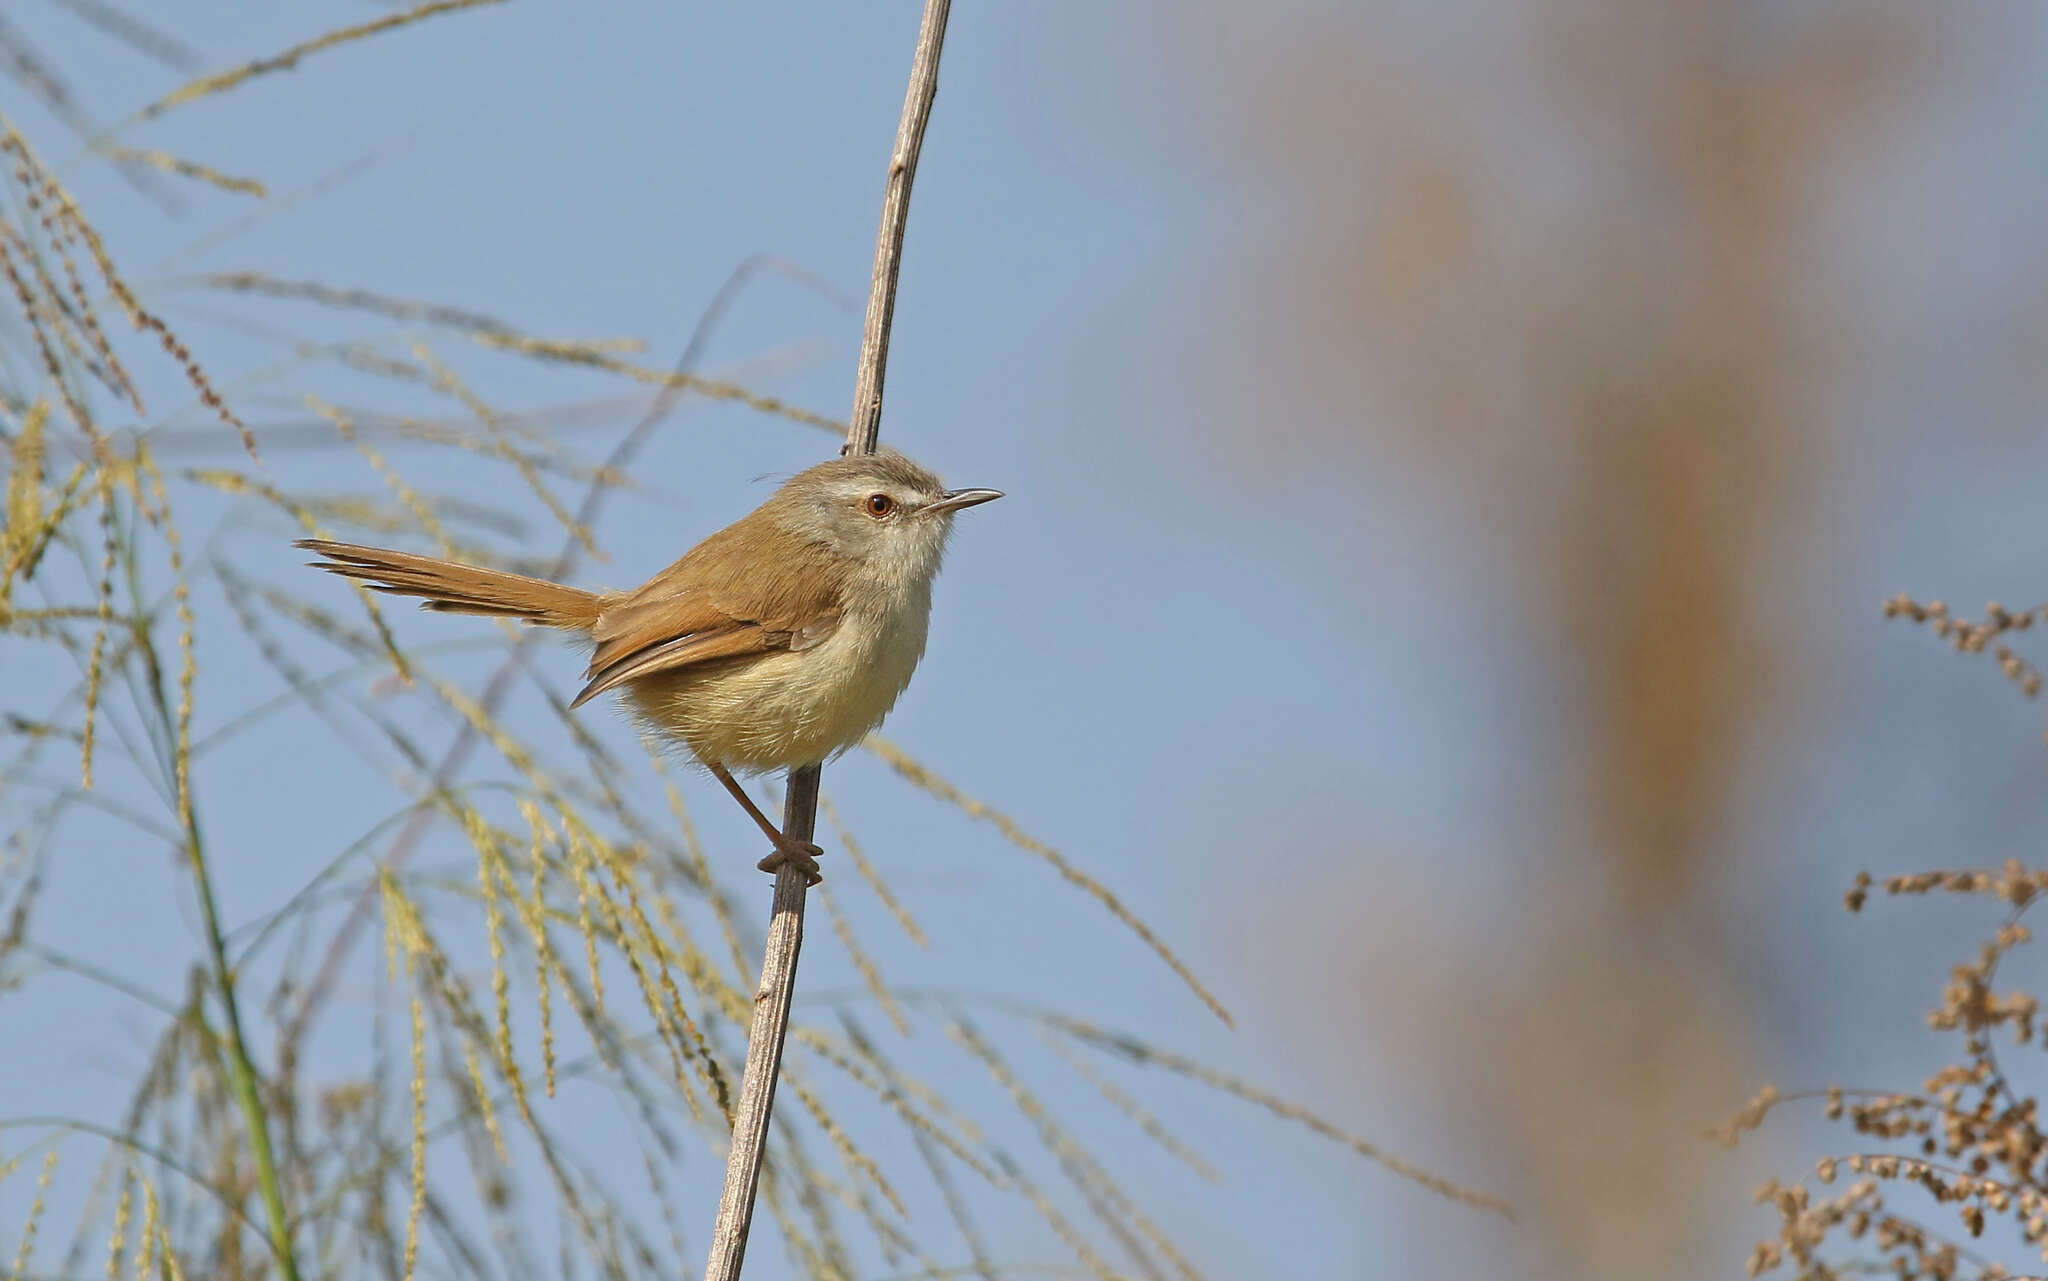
xmin=621 ymin=582 xmax=932 ymax=772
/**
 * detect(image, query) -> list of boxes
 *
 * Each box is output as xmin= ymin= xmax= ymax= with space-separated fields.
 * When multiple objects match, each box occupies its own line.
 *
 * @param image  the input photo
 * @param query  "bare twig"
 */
xmin=703 ymin=776 xmax=820 ymax=1278
xmin=844 ymin=0 xmax=953 ymax=458
xmin=703 ymin=2 xmax=954 ymax=1275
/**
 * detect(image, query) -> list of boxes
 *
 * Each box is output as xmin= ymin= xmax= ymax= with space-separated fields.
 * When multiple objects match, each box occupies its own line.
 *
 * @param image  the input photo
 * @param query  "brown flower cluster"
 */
xmin=1708 ymin=596 xmax=2048 ymax=1277
xmin=1884 ymin=596 xmax=2048 ymax=706
xmin=1725 ymin=865 xmax=2048 ymax=1279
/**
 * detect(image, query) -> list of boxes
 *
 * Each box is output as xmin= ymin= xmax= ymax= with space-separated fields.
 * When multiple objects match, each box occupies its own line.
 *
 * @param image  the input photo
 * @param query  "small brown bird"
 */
xmin=299 ymin=450 xmax=1001 ymax=883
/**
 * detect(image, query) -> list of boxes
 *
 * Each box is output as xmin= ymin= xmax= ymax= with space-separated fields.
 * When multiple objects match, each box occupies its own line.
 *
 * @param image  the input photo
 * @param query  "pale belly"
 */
xmin=620 ymin=602 xmax=929 ymax=773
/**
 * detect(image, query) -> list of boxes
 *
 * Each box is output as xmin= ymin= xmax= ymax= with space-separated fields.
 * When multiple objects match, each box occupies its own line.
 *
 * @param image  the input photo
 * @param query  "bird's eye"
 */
xmin=864 ymin=493 xmax=896 ymax=518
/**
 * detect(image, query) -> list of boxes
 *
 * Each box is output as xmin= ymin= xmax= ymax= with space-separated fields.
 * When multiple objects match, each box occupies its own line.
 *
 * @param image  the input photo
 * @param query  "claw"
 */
xmin=758 ymin=839 xmax=824 ymax=886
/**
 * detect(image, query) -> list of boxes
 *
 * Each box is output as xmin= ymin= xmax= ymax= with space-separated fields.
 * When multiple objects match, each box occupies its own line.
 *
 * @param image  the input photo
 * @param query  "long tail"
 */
xmin=297 ymin=539 xmax=603 ymax=630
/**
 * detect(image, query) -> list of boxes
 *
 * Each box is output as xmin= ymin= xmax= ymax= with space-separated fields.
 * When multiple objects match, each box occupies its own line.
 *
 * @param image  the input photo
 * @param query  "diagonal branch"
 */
xmin=702 ymin=2 xmax=954 ymax=1276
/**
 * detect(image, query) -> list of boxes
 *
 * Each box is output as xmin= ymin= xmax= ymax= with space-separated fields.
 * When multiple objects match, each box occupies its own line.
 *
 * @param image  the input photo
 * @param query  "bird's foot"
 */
xmin=757 ymin=837 xmax=824 ymax=887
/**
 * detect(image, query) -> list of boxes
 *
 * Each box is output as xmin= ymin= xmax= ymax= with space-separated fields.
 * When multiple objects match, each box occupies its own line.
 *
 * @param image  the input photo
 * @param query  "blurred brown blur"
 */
xmin=1081 ymin=3 xmax=2042 ymax=1276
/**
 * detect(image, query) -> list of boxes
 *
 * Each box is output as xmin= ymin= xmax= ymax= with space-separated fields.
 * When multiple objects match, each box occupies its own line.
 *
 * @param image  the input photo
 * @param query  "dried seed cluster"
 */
xmin=1733 ymin=858 xmax=2048 ymax=1279
xmin=1885 ymin=595 xmax=2048 ymax=709
xmin=1726 ymin=590 xmax=2048 ymax=1279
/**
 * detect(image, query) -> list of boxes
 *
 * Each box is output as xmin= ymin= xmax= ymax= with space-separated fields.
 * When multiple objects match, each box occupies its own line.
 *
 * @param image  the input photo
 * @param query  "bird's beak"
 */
xmin=927 ymin=487 xmax=1004 ymax=515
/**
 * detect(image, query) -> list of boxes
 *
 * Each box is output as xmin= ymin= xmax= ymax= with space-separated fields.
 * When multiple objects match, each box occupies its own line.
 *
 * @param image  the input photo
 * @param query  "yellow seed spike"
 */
xmin=404 ymin=985 xmax=427 ymax=1281
xmin=79 ymin=473 xmax=117 ymax=789
xmin=103 ymin=1175 xmax=133 ymax=1281
xmin=137 ymin=0 xmax=510 ymax=122
xmin=8 ymin=1148 xmax=61 ymax=1281
xmin=463 ymin=1041 xmax=508 ymax=1164
xmin=518 ymin=802 xmax=560 ymax=1098
xmin=99 ymin=147 xmax=266 ymax=197
xmin=133 ymin=1182 xmax=159 ymax=1281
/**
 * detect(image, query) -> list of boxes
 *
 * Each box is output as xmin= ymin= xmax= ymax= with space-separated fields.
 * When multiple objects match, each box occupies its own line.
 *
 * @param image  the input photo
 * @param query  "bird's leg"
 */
xmin=707 ymin=762 xmax=823 ymax=885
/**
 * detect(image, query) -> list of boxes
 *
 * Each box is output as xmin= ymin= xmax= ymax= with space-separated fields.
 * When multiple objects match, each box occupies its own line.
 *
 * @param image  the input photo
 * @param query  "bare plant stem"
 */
xmin=135 ymin=610 xmax=303 ymax=1281
xmin=186 ymin=815 xmax=304 ymax=1281
xmin=702 ymin=772 xmax=818 ymax=1279
xmin=702 ymin=2 xmax=954 ymax=1275
xmin=846 ymin=0 xmax=954 ymax=458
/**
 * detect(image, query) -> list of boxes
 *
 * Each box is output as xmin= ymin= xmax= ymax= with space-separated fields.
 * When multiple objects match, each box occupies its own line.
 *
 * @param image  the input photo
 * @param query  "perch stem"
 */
xmin=701 ymin=1 xmax=953 ymax=1275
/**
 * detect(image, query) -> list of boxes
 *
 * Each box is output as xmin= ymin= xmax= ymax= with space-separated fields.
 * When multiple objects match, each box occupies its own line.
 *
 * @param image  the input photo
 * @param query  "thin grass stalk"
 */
xmin=96 ymin=471 xmax=305 ymax=1278
xmin=163 ymin=702 xmax=302 ymax=1281
xmin=702 ymin=1 xmax=954 ymax=1275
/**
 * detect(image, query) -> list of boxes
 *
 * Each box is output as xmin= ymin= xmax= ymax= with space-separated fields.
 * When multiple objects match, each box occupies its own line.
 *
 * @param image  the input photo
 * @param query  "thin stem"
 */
xmin=845 ymin=0 xmax=952 ymax=458
xmin=183 ymin=775 xmax=303 ymax=1281
xmin=702 ymin=2 xmax=954 ymax=1275
xmin=703 ymin=769 xmax=820 ymax=1278
xmin=125 ymin=558 xmax=303 ymax=1279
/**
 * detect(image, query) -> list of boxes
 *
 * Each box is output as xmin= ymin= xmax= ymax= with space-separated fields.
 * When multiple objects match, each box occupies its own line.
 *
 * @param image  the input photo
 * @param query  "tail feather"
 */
xmin=297 ymin=539 xmax=603 ymax=630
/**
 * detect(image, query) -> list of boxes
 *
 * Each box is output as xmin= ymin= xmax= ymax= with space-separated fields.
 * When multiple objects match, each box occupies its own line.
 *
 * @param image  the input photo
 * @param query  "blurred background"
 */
xmin=8 ymin=1 xmax=2048 ymax=1278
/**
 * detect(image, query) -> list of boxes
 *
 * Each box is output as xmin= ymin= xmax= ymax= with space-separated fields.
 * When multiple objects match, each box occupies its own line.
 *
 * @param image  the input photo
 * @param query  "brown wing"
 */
xmin=569 ymin=517 xmax=850 ymax=708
